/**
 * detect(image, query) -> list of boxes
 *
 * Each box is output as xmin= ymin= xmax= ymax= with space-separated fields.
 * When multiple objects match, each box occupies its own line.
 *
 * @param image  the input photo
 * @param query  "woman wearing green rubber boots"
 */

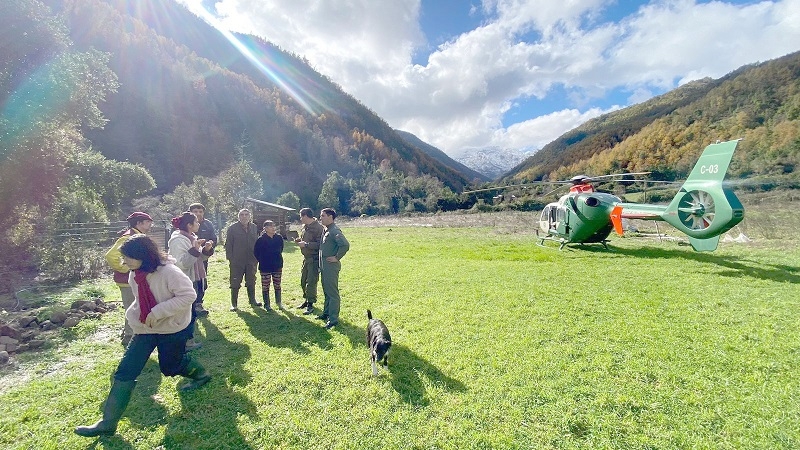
xmin=75 ymin=235 xmax=211 ymax=437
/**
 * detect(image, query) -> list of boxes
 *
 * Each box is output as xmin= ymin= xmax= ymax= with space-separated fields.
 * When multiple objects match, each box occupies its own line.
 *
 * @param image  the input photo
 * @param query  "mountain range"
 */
xmin=503 ymin=53 xmax=800 ymax=184
xmin=31 ymin=0 xmax=474 ymax=205
xmin=393 ymin=130 xmax=489 ymax=182
xmin=9 ymin=0 xmax=800 ymax=205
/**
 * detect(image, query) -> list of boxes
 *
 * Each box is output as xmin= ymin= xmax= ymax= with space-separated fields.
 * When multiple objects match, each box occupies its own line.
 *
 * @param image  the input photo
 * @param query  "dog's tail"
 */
xmin=367 ymin=309 xmax=373 ymax=320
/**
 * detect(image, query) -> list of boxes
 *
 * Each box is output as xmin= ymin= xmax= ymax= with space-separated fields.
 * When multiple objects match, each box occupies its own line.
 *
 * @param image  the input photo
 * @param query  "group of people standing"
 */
xmin=222 ymin=207 xmax=349 ymax=330
xmin=76 ymin=204 xmax=349 ymax=437
xmin=78 ymin=209 xmax=214 ymax=437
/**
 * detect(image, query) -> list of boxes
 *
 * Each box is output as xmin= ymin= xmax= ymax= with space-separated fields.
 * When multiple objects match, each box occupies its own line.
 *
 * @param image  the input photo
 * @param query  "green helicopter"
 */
xmin=535 ymin=139 xmax=745 ymax=251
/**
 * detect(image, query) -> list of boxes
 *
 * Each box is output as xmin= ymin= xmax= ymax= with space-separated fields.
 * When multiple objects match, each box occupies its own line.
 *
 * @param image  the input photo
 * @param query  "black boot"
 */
xmin=179 ymin=358 xmax=211 ymax=391
xmin=230 ymin=288 xmax=239 ymax=311
xmin=262 ymin=290 xmax=272 ymax=311
xmin=247 ymin=285 xmax=262 ymax=307
xmin=275 ymin=291 xmax=282 ymax=309
xmin=75 ymin=379 xmax=136 ymax=437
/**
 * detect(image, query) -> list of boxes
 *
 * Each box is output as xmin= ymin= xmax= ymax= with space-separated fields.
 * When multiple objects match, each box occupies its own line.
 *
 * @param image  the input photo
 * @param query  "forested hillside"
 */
xmin=505 ymin=51 xmax=800 ymax=184
xmin=1 ymin=0 xmax=472 ymax=286
xmin=41 ymin=0 xmax=472 ymax=205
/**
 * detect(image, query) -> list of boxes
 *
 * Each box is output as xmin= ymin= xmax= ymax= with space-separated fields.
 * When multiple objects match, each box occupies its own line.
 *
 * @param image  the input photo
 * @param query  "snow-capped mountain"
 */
xmin=454 ymin=147 xmax=533 ymax=180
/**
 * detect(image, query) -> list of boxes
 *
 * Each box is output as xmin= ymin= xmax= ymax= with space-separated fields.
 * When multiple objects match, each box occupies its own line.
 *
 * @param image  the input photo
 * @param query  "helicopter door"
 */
xmin=539 ymin=204 xmax=559 ymax=233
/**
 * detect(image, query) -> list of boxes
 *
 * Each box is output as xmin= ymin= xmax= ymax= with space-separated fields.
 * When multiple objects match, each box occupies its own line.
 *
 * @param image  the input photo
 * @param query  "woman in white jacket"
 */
xmin=168 ymin=211 xmax=213 ymax=351
xmin=75 ymin=235 xmax=211 ymax=437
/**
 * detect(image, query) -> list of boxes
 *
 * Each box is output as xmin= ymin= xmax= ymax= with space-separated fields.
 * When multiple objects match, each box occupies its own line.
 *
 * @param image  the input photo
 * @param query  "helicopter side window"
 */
xmin=556 ymin=207 xmax=565 ymax=224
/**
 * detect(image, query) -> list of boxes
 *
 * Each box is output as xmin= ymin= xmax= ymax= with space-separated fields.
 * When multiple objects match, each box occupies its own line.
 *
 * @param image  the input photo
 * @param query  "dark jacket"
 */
xmin=197 ymin=218 xmax=217 ymax=254
xmin=299 ymin=220 xmax=324 ymax=258
xmin=254 ymin=233 xmax=284 ymax=272
xmin=224 ymin=221 xmax=258 ymax=265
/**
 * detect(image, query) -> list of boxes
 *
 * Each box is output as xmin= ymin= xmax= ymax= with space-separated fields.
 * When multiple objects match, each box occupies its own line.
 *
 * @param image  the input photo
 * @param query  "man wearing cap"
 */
xmin=105 ymin=212 xmax=154 ymax=346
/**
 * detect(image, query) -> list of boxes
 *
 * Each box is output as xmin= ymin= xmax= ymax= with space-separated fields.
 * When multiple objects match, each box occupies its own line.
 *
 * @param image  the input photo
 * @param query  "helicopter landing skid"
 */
xmin=535 ymin=234 xmax=612 ymax=251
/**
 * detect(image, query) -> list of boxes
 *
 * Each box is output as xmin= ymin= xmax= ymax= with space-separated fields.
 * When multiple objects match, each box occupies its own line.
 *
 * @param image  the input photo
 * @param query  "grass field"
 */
xmin=1 ymin=209 xmax=799 ymax=449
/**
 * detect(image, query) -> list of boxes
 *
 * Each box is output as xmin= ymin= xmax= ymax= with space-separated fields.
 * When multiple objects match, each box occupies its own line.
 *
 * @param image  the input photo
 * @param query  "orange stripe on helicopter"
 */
xmin=611 ymin=206 xmax=660 ymax=235
xmin=611 ymin=205 xmax=624 ymax=236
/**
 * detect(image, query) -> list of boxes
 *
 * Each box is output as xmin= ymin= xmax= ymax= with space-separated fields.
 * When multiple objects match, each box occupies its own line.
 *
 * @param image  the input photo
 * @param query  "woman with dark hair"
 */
xmin=168 ymin=211 xmax=213 ymax=351
xmin=253 ymin=219 xmax=285 ymax=310
xmin=74 ymin=235 xmax=211 ymax=438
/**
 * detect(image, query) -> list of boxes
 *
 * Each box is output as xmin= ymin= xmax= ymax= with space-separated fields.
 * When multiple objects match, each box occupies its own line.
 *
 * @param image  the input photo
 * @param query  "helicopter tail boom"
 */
xmin=612 ymin=139 xmax=745 ymax=251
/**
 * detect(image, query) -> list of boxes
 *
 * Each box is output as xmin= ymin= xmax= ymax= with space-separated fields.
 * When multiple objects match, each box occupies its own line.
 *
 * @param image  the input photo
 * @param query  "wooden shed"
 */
xmin=243 ymin=197 xmax=296 ymax=238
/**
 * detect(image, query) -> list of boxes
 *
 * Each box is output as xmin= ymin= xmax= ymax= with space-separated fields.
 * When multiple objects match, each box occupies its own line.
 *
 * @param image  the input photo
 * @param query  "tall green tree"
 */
xmin=1 ymin=0 xmax=122 ymax=280
xmin=275 ymin=191 xmax=301 ymax=210
xmin=318 ymin=171 xmax=345 ymax=211
xmin=217 ymin=160 xmax=264 ymax=219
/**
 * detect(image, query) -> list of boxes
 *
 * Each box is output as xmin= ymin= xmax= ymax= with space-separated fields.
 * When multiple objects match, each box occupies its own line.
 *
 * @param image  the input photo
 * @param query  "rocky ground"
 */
xmin=0 ymin=297 xmax=117 ymax=367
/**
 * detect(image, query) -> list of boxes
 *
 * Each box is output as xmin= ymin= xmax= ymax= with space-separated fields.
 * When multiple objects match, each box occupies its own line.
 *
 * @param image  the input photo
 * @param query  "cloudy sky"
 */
xmin=177 ymin=0 xmax=800 ymax=157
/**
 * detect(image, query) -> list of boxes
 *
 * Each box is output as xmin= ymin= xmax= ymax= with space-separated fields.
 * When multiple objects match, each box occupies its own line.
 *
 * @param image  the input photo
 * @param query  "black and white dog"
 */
xmin=366 ymin=310 xmax=392 ymax=376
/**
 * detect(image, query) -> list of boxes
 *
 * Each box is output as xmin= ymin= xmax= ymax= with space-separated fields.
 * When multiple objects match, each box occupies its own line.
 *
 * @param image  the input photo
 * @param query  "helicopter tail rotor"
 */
xmin=615 ymin=139 xmax=745 ymax=251
xmin=661 ymin=139 xmax=745 ymax=250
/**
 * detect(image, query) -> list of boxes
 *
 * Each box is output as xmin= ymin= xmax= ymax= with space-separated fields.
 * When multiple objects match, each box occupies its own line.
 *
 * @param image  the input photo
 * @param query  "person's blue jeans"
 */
xmin=187 ymin=279 xmax=205 ymax=339
xmin=113 ymin=324 xmax=192 ymax=382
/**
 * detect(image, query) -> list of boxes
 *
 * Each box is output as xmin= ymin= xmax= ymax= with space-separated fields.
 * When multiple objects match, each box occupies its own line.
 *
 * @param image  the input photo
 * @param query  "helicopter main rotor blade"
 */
xmin=462 ymin=180 xmax=569 ymax=195
xmin=585 ymin=171 xmax=652 ymax=181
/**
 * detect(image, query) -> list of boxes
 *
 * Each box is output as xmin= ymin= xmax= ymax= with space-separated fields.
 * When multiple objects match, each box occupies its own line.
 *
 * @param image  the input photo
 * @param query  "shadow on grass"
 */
xmin=334 ymin=320 xmax=468 ymax=407
xmin=79 ymin=356 xmax=168 ymax=449
xmin=238 ymin=306 xmax=333 ymax=353
xmin=83 ymin=437 xmax=134 ymax=450
xmin=580 ymin=244 xmax=800 ymax=284
xmin=161 ymin=318 xmax=258 ymax=449
xmin=388 ymin=343 xmax=468 ymax=406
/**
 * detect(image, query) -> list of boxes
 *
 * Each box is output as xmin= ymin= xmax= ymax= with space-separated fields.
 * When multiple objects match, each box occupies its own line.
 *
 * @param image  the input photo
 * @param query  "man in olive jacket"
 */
xmin=224 ymin=209 xmax=259 ymax=310
xmin=317 ymin=208 xmax=349 ymax=329
xmin=295 ymin=207 xmax=324 ymax=314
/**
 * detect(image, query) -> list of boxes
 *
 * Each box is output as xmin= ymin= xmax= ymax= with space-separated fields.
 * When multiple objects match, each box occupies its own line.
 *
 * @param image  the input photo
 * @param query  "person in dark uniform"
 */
xmin=316 ymin=208 xmax=349 ymax=329
xmin=224 ymin=209 xmax=260 ymax=311
xmin=294 ymin=207 xmax=324 ymax=315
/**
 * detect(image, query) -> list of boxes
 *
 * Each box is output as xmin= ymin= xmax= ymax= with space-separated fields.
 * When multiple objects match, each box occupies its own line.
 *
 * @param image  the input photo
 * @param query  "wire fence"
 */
xmin=45 ymin=220 xmax=174 ymax=250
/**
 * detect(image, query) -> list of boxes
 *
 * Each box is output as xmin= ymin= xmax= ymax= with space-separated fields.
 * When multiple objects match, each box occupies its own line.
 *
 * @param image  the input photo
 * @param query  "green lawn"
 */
xmin=1 ymin=223 xmax=798 ymax=449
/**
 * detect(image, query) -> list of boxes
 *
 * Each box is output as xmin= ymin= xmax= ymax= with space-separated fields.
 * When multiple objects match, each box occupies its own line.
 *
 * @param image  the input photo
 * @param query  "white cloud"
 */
xmin=208 ymin=0 xmax=423 ymax=86
xmin=607 ymin=0 xmax=800 ymax=88
xmin=178 ymin=0 xmax=800 ymax=156
xmin=493 ymin=106 xmax=619 ymax=151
